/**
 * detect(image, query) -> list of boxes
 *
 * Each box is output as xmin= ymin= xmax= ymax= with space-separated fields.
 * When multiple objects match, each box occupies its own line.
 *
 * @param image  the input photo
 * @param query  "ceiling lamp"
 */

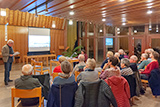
xmin=70 ymin=5 xmax=74 ymax=9
xmin=69 ymin=11 xmax=74 ymax=15
xmin=156 ymin=25 xmax=159 ymax=32
xmin=45 ymin=3 xmax=48 ymax=13
xmin=147 ymin=10 xmax=152 ymax=14
xmin=102 ymin=19 xmax=106 ymax=22
xmin=147 ymin=3 xmax=153 ymax=6
xmin=52 ymin=21 xmax=56 ymax=28
xmin=134 ymin=30 xmax=137 ymax=33
xmin=122 ymin=23 xmax=126 ymax=26
xmin=69 ymin=20 xmax=73 ymax=25
xmin=147 ymin=0 xmax=152 ymax=2
xmin=1 ymin=9 xmax=6 ymax=16
xmin=147 ymin=6 xmax=152 ymax=8
xmin=117 ymin=28 xmax=120 ymax=31
xmin=119 ymin=0 xmax=125 ymax=2
xmin=99 ymin=29 xmax=103 ymax=32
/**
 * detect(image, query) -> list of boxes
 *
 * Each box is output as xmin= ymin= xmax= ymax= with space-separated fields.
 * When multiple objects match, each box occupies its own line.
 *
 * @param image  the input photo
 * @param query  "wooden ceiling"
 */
xmin=0 ymin=0 xmax=160 ymax=26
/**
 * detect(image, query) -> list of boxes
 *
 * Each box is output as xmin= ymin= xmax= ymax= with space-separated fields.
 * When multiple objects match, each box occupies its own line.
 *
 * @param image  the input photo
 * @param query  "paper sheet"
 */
xmin=13 ymin=52 xmax=20 ymax=56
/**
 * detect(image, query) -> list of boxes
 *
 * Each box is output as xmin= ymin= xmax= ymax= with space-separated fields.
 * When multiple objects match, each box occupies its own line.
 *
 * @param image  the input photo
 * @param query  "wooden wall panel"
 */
xmin=0 ymin=25 xmax=5 ymax=52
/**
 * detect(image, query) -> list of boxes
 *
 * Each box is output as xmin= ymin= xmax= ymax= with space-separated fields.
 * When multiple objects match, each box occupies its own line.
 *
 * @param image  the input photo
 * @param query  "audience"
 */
xmin=15 ymin=64 xmax=42 ymax=106
xmin=121 ymin=58 xmax=134 ymax=76
xmin=145 ymin=48 xmax=154 ymax=61
xmin=118 ymin=49 xmax=125 ymax=60
xmin=77 ymin=58 xmax=99 ymax=83
xmin=53 ymin=56 xmax=66 ymax=73
xmin=138 ymin=53 xmax=151 ymax=70
xmin=140 ymin=51 xmax=159 ymax=80
xmin=114 ymin=52 xmax=120 ymax=63
xmin=100 ymin=56 xmax=120 ymax=80
xmin=124 ymin=50 xmax=129 ymax=58
xmin=72 ymin=54 xmax=86 ymax=74
xmin=129 ymin=55 xmax=138 ymax=72
xmin=81 ymin=50 xmax=88 ymax=62
xmin=53 ymin=60 xmax=75 ymax=85
xmin=101 ymin=51 xmax=113 ymax=69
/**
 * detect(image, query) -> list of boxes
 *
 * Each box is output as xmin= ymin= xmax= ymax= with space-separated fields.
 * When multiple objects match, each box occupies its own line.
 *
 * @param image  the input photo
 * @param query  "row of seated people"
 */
xmin=13 ymin=48 xmax=160 ymax=107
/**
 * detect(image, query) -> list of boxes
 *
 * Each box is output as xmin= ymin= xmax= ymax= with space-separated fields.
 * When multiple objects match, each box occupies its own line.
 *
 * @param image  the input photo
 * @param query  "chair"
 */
xmin=52 ymin=72 xmax=59 ymax=80
xmin=34 ymin=61 xmax=49 ymax=75
xmin=75 ymin=71 xmax=81 ymax=81
xmin=11 ymin=87 xmax=44 ymax=107
xmin=31 ymin=59 xmax=35 ymax=66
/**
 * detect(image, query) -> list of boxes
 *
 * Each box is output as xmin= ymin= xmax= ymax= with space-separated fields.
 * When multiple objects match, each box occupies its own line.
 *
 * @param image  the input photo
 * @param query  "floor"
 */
xmin=0 ymin=63 xmax=160 ymax=107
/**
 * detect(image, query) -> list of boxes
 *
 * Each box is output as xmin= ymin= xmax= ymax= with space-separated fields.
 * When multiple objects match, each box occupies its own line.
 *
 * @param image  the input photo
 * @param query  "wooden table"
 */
xmin=23 ymin=54 xmax=56 ymax=66
xmin=50 ymin=58 xmax=79 ymax=74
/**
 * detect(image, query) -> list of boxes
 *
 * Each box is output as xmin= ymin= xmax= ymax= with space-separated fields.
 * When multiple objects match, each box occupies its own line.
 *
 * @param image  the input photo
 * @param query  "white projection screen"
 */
xmin=28 ymin=28 xmax=50 ymax=52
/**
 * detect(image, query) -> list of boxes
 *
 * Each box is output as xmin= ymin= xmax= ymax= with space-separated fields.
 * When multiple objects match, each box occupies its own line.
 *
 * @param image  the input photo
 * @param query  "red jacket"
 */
xmin=141 ymin=61 xmax=159 ymax=75
xmin=105 ymin=76 xmax=130 ymax=107
xmin=53 ymin=65 xmax=62 ymax=73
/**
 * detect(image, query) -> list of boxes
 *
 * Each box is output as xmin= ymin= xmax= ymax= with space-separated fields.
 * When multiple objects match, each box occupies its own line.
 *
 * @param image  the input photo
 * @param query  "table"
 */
xmin=50 ymin=58 xmax=79 ymax=74
xmin=23 ymin=54 xmax=56 ymax=66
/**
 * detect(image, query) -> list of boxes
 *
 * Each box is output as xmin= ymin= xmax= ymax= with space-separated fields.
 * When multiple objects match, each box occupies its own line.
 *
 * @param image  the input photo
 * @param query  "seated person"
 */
xmin=77 ymin=58 xmax=99 ymax=83
xmin=72 ymin=54 xmax=86 ymax=74
xmin=15 ymin=64 xmax=42 ymax=106
xmin=118 ymin=49 xmax=125 ymax=60
xmin=129 ymin=55 xmax=138 ymax=72
xmin=101 ymin=51 xmax=113 ymax=69
xmin=53 ymin=60 xmax=75 ymax=85
xmin=124 ymin=50 xmax=129 ymax=58
xmin=81 ymin=50 xmax=88 ymax=62
xmin=114 ymin=52 xmax=120 ymax=67
xmin=138 ymin=53 xmax=151 ymax=70
xmin=140 ymin=51 xmax=159 ymax=80
xmin=100 ymin=56 xmax=120 ymax=80
xmin=145 ymin=48 xmax=154 ymax=61
xmin=53 ymin=56 xmax=66 ymax=73
xmin=121 ymin=58 xmax=133 ymax=76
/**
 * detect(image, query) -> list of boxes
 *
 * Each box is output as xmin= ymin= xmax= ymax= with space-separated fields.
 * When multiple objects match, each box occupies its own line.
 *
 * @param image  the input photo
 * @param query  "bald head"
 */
xmin=22 ymin=64 xmax=33 ymax=75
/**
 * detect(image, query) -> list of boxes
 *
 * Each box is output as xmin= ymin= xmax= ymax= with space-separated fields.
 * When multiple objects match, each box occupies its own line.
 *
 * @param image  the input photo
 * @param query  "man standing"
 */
xmin=2 ymin=39 xmax=14 ymax=85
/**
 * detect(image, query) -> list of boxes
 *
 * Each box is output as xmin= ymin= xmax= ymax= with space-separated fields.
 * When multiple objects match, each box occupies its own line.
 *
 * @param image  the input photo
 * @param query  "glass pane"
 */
xmin=80 ymin=22 xmax=85 ymax=37
xmin=106 ymin=26 xmax=115 ymax=36
xmin=134 ymin=39 xmax=142 ymax=59
xmin=132 ymin=26 xmax=145 ymax=35
xmin=79 ymin=37 xmax=86 ymax=50
xmin=97 ymin=25 xmax=104 ymax=36
xmin=97 ymin=38 xmax=104 ymax=62
xmin=87 ymin=23 xmax=94 ymax=37
xmin=117 ymin=27 xmax=129 ymax=35
xmin=106 ymin=38 xmax=115 ymax=53
xmin=151 ymin=38 xmax=160 ymax=48
xmin=88 ymin=38 xmax=94 ymax=58
xmin=118 ymin=37 xmax=128 ymax=51
xmin=149 ymin=24 xmax=160 ymax=34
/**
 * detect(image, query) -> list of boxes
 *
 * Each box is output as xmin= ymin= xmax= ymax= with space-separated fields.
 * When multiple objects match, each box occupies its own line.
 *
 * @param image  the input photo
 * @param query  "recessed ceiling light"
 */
xmin=147 ymin=10 xmax=152 ymax=14
xmin=147 ymin=3 xmax=153 ymax=6
xmin=102 ymin=13 xmax=106 ymax=16
xmin=134 ymin=30 xmax=137 ymax=33
xmin=102 ymin=19 xmax=106 ymax=21
xmin=122 ymin=23 xmax=126 ymax=26
xmin=147 ymin=0 xmax=152 ymax=2
xmin=99 ymin=29 xmax=103 ymax=32
xmin=147 ymin=6 xmax=152 ymax=8
xmin=70 ymin=5 xmax=74 ymax=9
xmin=102 ymin=15 xmax=106 ymax=18
xmin=119 ymin=0 xmax=125 ymax=2
xmin=69 ymin=11 xmax=74 ymax=15
xmin=102 ymin=11 xmax=106 ymax=13
xmin=117 ymin=28 xmax=120 ymax=31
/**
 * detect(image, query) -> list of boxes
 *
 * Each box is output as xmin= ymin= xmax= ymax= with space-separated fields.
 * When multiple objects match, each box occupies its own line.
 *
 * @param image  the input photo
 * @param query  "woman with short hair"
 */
xmin=120 ymin=58 xmax=133 ymax=76
xmin=138 ymin=53 xmax=151 ymax=70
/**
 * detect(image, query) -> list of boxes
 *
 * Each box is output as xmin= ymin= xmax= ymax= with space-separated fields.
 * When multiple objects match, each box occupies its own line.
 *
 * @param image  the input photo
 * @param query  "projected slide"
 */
xmin=29 ymin=35 xmax=50 ymax=52
xmin=106 ymin=38 xmax=113 ymax=46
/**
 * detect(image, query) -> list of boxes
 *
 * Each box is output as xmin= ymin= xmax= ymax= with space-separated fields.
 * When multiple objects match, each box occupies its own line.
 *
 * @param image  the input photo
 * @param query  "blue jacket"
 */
xmin=47 ymin=82 xmax=78 ymax=107
xmin=149 ymin=68 xmax=160 ymax=96
xmin=101 ymin=58 xmax=109 ymax=68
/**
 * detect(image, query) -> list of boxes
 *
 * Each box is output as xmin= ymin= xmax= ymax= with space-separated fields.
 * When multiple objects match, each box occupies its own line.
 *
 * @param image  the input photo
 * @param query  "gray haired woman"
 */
xmin=121 ymin=58 xmax=133 ymax=76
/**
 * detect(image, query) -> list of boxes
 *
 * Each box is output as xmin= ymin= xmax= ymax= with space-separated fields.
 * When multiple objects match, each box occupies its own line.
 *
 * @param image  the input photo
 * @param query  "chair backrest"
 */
xmin=31 ymin=59 xmax=35 ymax=66
xmin=11 ymin=87 xmax=42 ymax=107
xmin=34 ymin=61 xmax=43 ymax=71
xmin=52 ymin=72 xmax=59 ymax=80
xmin=75 ymin=71 xmax=81 ymax=81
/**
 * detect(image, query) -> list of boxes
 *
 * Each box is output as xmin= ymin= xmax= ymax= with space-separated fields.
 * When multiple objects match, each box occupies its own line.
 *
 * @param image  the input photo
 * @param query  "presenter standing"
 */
xmin=2 ymin=39 xmax=14 ymax=85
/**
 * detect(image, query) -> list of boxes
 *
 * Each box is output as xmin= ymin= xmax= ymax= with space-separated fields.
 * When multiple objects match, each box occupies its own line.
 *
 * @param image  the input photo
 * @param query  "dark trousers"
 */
xmin=4 ymin=62 xmax=12 ymax=82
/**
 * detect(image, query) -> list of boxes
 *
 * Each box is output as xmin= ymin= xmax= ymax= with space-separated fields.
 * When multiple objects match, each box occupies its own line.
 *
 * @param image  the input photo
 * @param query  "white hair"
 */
xmin=121 ymin=58 xmax=130 ymax=67
xmin=114 ymin=52 xmax=120 ymax=57
xmin=7 ymin=39 xmax=14 ymax=44
xmin=130 ymin=55 xmax=138 ymax=62
xmin=118 ymin=49 xmax=124 ymax=54
xmin=141 ymin=53 xmax=148 ymax=59
xmin=78 ymin=54 xmax=85 ymax=62
xmin=22 ymin=64 xmax=33 ymax=75
xmin=148 ymin=48 xmax=154 ymax=53
xmin=86 ymin=58 xmax=96 ymax=70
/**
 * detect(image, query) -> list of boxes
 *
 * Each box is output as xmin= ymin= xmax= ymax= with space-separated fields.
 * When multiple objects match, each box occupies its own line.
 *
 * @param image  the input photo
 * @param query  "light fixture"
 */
xmin=69 ymin=11 xmax=74 ymax=15
xmin=99 ymin=29 xmax=103 ymax=32
xmin=45 ymin=3 xmax=48 ymax=13
xmin=70 ymin=5 xmax=74 ymax=9
xmin=117 ymin=28 xmax=120 ymax=31
xmin=89 ymin=22 xmax=92 ymax=24
xmin=102 ymin=13 xmax=105 ymax=16
xmin=35 ymin=1 xmax=38 ymax=17
xmin=102 ymin=19 xmax=106 ymax=21
xmin=134 ymin=30 xmax=137 ymax=33
xmin=156 ymin=25 xmax=159 ymax=32
xmin=102 ymin=15 xmax=106 ymax=17
xmin=122 ymin=18 xmax=126 ymax=22
xmin=147 ymin=10 xmax=152 ymax=14
xmin=119 ymin=0 xmax=125 ymax=2
xmin=1 ymin=9 xmax=6 ymax=16
xmin=147 ymin=3 xmax=153 ymax=6
xmin=117 ymin=31 xmax=120 ymax=34
xmin=147 ymin=0 xmax=152 ymax=2
xmin=147 ymin=6 xmax=152 ymax=8
xmin=69 ymin=20 xmax=73 ymax=25
xmin=52 ymin=21 xmax=56 ymax=28
xmin=122 ymin=23 xmax=126 ymax=26
xmin=102 ymin=11 xmax=106 ymax=13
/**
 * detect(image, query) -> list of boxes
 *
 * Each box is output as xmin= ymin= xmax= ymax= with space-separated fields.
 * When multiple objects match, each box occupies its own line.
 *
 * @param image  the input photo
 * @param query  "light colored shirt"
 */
xmin=72 ymin=62 xmax=86 ymax=74
xmin=138 ymin=60 xmax=151 ymax=70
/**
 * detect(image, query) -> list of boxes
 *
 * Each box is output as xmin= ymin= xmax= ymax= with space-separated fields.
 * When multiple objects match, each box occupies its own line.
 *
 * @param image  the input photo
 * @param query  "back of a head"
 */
xmin=114 ymin=52 xmax=120 ymax=57
xmin=22 ymin=64 xmax=33 ymax=75
xmin=141 ymin=53 xmax=148 ymax=59
xmin=61 ymin=60 xmax=72 ymax=74
xmin=107 ymin=51 xmax=114 ymax=57
xmin=109 ymin=56 xmax=118 ymax=66
xmin=59 ymin=56 xmax=67 ymax=63
xmin=78 ymin=54 xmax=85 ymax=62
xmin=130 ymin=55 xmax=138 ymax=62
xmin=7 ymin=39 xmax=14 ymax=44
xmin=118 ymin=49 xmax=124 ymax=55
xmin=148 ymin=48 xmax=154 ymax=54
xmin=152 ymin=51 xmax=160 ymax=60
xmin=121 ymin=58 xmax=130 ymax=67
xmin=86 ymin=58 xmax=96 ymax=70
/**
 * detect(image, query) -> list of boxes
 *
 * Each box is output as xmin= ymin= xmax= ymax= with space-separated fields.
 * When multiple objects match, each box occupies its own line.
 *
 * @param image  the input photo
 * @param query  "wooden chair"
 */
xmin=75 ymin=71 xmax=81 ymax=81
xmin=11 ymin=87 xmax=44 ymax=107
xmin=31 ymin=59 xmax=35 ymax=66
xmin=52 ymin=72 xmax=59 ymax=80
xmin=34 ymin=61 xmax=49 ymax=75
xmin=98 ymin=72 xmax=101 ymax=77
